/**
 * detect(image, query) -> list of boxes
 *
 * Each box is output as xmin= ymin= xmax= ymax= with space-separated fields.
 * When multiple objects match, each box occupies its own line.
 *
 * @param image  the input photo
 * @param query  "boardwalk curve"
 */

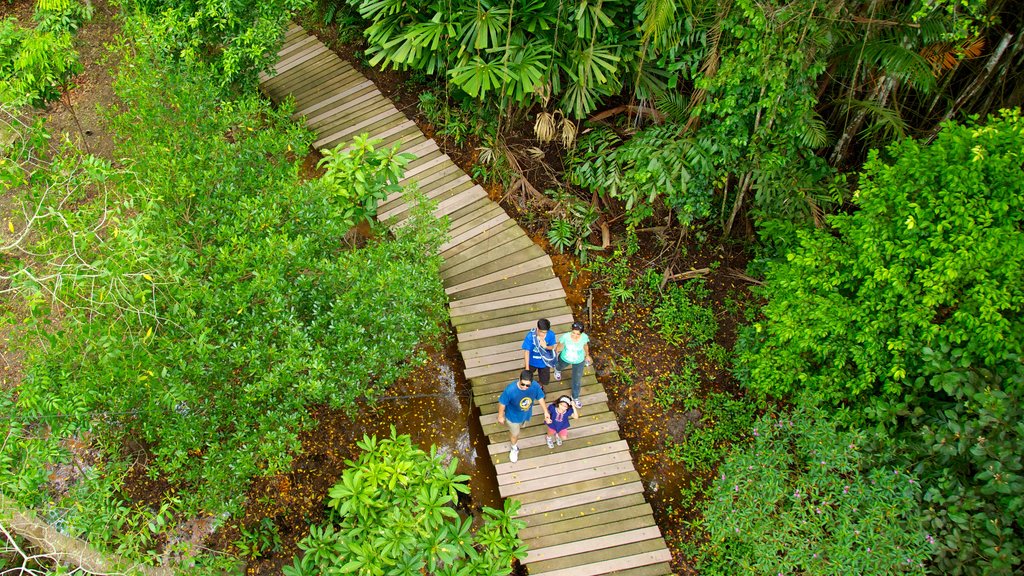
xmin=259 ymin=24 xmax=673 ymax=576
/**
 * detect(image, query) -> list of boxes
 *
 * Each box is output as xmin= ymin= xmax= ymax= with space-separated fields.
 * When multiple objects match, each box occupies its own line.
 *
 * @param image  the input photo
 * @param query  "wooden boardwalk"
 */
xmin=259 ymin=24 xmax=673 ymax=576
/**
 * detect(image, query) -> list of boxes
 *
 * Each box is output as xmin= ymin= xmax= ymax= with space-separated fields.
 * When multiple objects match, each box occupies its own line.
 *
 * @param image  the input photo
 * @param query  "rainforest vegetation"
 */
xmin=1 ymin=0 xmax=1021 ymax=574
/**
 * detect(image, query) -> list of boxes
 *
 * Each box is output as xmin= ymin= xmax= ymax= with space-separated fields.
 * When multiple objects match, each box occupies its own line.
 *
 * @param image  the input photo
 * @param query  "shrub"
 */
xmin=653 ymin=279 xmax=718 ymax=347
xmin=698 ymin=403 xmax=933 ymax=575
xmin=286 ymin=431 xmax=526 ymax=576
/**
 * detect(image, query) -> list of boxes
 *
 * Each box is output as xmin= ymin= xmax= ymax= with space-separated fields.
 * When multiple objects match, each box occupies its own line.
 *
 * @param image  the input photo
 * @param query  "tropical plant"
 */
xmin=738 ymin=111 xmax=1024 ymax=574
xmin=0 ymin=17 xmax=81 ymax=107
xmin=1 ymin=31 xmax=449 ymax=534
xmin=122 ymin=0 xmax=311 ymax=88
xmin=697 ymin=402 xmax=933 ymax=575
xmin=653 ymin=279 xmax=718 ymax=348
xmin=345 ymin=0 xmax=654 ymax=119
xmin=317 ymin=134 xmax=415 ymax=227
xmin=287 ymin=430 xmax=526 ymax=576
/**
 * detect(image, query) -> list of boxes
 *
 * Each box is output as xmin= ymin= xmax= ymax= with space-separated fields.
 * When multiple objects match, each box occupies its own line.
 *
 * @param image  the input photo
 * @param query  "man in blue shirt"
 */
xmin=521 ymin=318 xmax=557 ymax=387
xmin=497 ymin=370 xmax=551 ymax=463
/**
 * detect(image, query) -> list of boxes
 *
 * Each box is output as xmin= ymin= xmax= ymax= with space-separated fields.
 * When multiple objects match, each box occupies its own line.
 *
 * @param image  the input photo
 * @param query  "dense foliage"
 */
xmin=699 ymin=403 xmax=933 ymax=575
xmin=344 ymin=0 xmax=656 ymax=119
xmin=1 ymin=31 xmax=448 ymax=542
xmin=287 ymin=431 xmax=526 ymax=576
xmin=739 ymin=111 xmax=1024 ymax=573
xmin=124 ymin=0 xmax=311 ymax=87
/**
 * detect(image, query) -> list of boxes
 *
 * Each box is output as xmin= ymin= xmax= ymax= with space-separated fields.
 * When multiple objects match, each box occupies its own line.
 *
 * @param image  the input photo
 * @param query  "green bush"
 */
xmin=664 ymin=386 xmax=756 ymax=473
xmin=2 ymin=35 xmax=449 ymax=523
xmin=286 ymin=431 xmax=526 ymax=576
xmin=698 ymin=403 xmax=933 ymax=575
xmin=737 ymin=111 xmax=1024 ymax=573
xmin=653 ymin=279 xmax=718 ymax=348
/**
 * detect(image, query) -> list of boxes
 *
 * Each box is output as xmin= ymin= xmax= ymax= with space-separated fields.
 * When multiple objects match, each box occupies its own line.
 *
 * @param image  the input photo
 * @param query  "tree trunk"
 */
xmin=723 ymin=171 xmax=752 ymax=239
xmin=830 ymin=74 xmax=895 ymax=166
xmin=2 ymin=496 xmax=175 ymax=576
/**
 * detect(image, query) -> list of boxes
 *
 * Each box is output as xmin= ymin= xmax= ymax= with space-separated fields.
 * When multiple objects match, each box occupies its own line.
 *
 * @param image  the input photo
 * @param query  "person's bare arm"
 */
xmin=539 ymin=398 xmax=551 ymax=424
xmin=497 ymin=403 xmax=506 ymax=424
xmin=523 ymin=350 xmax=530 ymax=369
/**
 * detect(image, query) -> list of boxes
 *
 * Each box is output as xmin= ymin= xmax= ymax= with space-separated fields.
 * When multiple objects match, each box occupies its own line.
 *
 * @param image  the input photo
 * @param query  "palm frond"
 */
xmin=842 ymin=97 xmax=908 ymax=142
xmin=834 ymin=40 xmax=936 ymax=92
xmin=655 ymin=91 xmax=689 ymax=123
xmin=639 ymin=0 xmax=680 ymax=48
xmin=798 ymin=111 xmax=829 ymax=149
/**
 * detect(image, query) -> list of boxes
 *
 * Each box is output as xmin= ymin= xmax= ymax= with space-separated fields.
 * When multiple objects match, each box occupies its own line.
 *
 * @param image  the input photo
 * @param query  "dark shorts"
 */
xmin=528 ymin=365 xmax=550 ymax=386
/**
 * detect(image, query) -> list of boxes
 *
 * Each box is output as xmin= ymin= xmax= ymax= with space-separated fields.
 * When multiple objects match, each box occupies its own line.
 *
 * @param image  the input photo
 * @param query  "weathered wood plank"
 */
xmin=529 ymin=547 xmax=672 ymax=576
xmin=441 ymin=225 xmax=524 ymax=269
xmin=515 ymin=480 xmax=645 ymax=518
xmin=445 ymin=253 xmax=551 ymax=295
xmin=517 ymin=493 xmax=647 ymax=529
xmin=502 ymin=461 xmax=637 ymax=497
xmin=438 ymin=211 xmax=507 ymax=252
xmin=526 ymin=526 xmax=664 ymax=564
xmin=451 ymin=278 xmax=565 ymax=313
xmin=518 ymin=502 xmax=652 ymax=541
xmin=487 ymin=426 xmax=620 ymax=458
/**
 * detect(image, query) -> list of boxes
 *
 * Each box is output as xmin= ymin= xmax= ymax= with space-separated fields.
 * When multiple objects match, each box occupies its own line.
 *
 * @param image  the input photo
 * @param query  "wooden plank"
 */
xmin=512 ymin=471 xmax=641 ymax=508
xmin=486 ymin=417 xmax=616 ymax=451
xmin=451 ymin=298 xmax=569 ymax=330
xmin=444 ymin=243 xmax=547 ymax=288
xmin=445 ymin=253 xmax=550 ymax=294
xmin=529 ymin=547 xmax=672 ymax=576
xmin=310 ymin=92 xmax=394 ymax=129
xmin=515 ymin=480 xmax=645 ymax=518
xmin=316 ymin=109 xmax=402 ymax=148
xmin=314 ymin=100 xmax=396 ymax=136
xmin=261 ymin=51 xmax=340 ymax=92
xmin=432 ymin=185 xmax=488 ymax=218
xmin=599 ymin=562 xmax=672 ymax=576
xmin=271 ymin=45 xmax=330 ymax=77
xmin=526 ymin=526 xmax=664 ymax=564
xmin=503 ymin=461 xmax=637 ymax=497
xmin=344 ymin=120 xmax=417 ymax=153
xmin=274 ymin=35 xmax=319 ymax=61
xmin=379 ymin=179 xmax=475 ymax=221
xmin=440 ymin=218 xmax=518 ymax=261
xmin=518 ymin=502 xmax=652 ymax=540
xmin=443 ymin=206 xmax=506 ymax=243
xmin=479 ymin=399 xmax=606 ymax=430
xmin=452 ymin=300 xmax=569 ymax=334
xmin=440 ymin=202 xmax=504 ymax=240
xmin=476 ymin=374 xmax=596 ymax=405
xmin=457 ymin=318 xmax=564 ymax=352
xmin=450 ymin=289 xmax=565 ymax=319
xmin=452 ymin=271 xmax=566 ymax=315
xmin=441 ymin=225 xmax=523 ymax=268
xmin=488 ymin=430 xmax=621 ymax=464
xmin=456 ymin=313 xmax=571 ymax=346
xmin=499 ymin=446 xmax=631 ymax=489
xmin=439 ymin=213 xmax=511 ymax=253
xmin=443 ymin=233 xmax=532 ymax=279
xmin=518 ymin=493 xmax=647 ymax=529
xmin=304 ymin=86 xmax=383 ymax=125
xmin=288 ymin=71 xmax=367 ymax=111
xmin=451 ymin=278 xmax=564 ymax=312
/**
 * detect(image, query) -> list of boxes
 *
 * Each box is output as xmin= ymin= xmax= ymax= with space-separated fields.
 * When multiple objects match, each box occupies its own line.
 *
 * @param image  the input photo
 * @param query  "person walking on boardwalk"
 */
xmin=554 ymin=321 xmax=592 ymax=408
xmin=497 ymin=370 xmax=551 ymax=463
xmin=522 ymin=318 xmax=557 ymax=388
xmin=545 ymin=395 xmax=579 ymax=449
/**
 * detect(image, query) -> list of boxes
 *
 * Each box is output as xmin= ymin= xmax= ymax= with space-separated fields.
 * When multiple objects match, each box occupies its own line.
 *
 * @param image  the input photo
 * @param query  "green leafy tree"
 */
xmin=124 ymin=0 xmax=311 ymax=88
xmin=287 ymin=431 xmax=526 ymax=576
xmin=698 ymin=402 xmax=933 ymax=575
xmin=738 ymin=110 xmax=1024 ymax=574
xmin=2 ymin=31 xmax=448 ymax=531
xmin=0 ymin=17 xmax=81 ymax=107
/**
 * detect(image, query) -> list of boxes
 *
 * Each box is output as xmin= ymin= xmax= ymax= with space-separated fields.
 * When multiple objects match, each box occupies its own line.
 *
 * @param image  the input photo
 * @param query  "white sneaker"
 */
xmin=555 ymin=436 xmax=563 ymax=446
xmin=573 ymin=398 xmax=582 ymax=408
xmin=546 ymin=436 xmax=554 ymax=449
xmin=509 ymin=445 xmax=519 ymax=463
xmin=554 ymin=370 xmax=562 ymax=381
